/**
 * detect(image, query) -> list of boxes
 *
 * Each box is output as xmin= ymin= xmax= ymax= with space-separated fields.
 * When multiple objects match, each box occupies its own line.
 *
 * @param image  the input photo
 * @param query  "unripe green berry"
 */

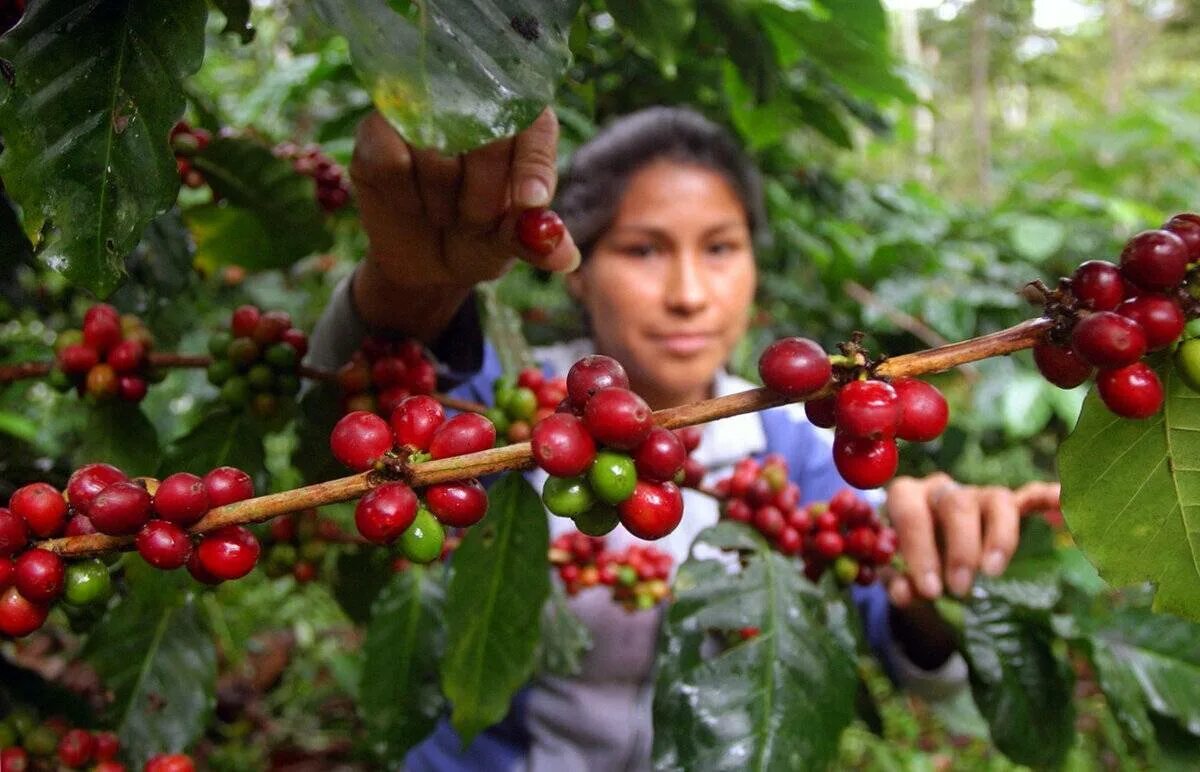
xmin=588 ymin=450 xmax=638 ymax=505
xmin=400 ymin=507 xmax=444 ymax=564
xmin=207 ymin=359 xmax=235 ymax=386
xmin=485 ymin=407 xmax=511 ymax=437
xmin=508 ymin=387 xmax=538 ymax=421
xmin=276 ymin=374 xmax=302 ymax=396
xmin=54 ymin=329 xmax=84 ymax=354
xmin=227 ymin=337 xmax=260 ymax=369
xmin=542 ymin=475 xmax=595 ymax=518
xmin=1175 ymin=338 xmax=1200 ymax=393
xmin=208 ymin=330 xmax=233 ymax=358
xmin=220 ymin=376 xmax=250 ymax=405
xmin=573 ymin=503 xmax=619 ymax=537
xmin=64 ymin=559 xmax=113 ymax=606
xmin=833 ymin=555 xmax=859 ymax=585
xmin=265 ymin=343 xmax=297 ymax=370
xmin=247 ymin=364 xmax=274 ymax=391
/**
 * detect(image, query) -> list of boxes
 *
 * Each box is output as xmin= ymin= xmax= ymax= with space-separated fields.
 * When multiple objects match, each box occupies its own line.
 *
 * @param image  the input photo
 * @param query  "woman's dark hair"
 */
xmin=555 ymin=106 xmax=768 ymax=258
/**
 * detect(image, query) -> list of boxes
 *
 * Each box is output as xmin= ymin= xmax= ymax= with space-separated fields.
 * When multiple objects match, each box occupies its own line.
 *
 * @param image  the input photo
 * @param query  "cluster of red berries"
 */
xmin=515 ymin=208 xmax=566 ymax=256
xmin=758 ymin=337 xmax=949 ymax=488
xmin=1033 ymin=214 xmax=1200 ymax=418
xmin=206 ymin=305 xmax=307 ymax=416
xmin=272 ymin=142 xmax=352 ymax=213
xmin=170 ymin=122 xmax=211 ymax=190
xmin=713 ymin=454 xmax=805 ymax=555
xmin=0 ymin=463 xmax=260 ymax=637
xmin=51 ymin=304 xmax=158 ymax=404
xmin=0 ymin=709 xmax=126 ymax=771
xmin=548 ymin=531 xmax=673 ymax=611
xmin=336 ymin=336 xmax=437 ymax=417
xmin=487 ymin=367 xmax=566 ymax=444
xmin=532 ymin=355 xmax=686 ymax=540
xmin=331 ymin=398 xmax=495 ymax=547
xmin=262 ymin=508 xmax=341 ymax=583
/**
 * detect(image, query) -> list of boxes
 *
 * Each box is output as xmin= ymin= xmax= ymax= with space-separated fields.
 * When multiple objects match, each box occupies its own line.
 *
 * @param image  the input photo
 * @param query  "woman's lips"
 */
xmin=652 ymin=332 xmax=716 ymax=356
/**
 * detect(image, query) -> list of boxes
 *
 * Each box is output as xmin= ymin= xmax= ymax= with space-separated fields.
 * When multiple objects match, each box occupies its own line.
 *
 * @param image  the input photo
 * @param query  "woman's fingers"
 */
xmin=510 ymin=107 xmax=559 ymax=209
xmin=459 ymin=137 xmax=515 ymax=230
xmin=887 ymin=474 xmax=946 ymax=601
xmin=1015 ymin=481 xmax=1061 ymax=515
xmin=935 ymin=485 xmax=983 ymax=597
xmin=411 ymin=147 xmax=463 ymax=229
xmin=979 ymin=486 xmax=1020 ymax=576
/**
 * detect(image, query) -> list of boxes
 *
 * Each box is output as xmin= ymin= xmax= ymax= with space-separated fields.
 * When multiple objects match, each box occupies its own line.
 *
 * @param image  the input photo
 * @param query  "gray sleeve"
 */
xmin=306 ymin=273 xmax=373 ymax=371
xmin=882 ymin=628 xmax=969 ymax=701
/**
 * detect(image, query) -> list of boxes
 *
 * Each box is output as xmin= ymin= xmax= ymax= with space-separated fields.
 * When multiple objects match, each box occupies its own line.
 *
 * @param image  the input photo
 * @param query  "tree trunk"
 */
xmin=897 ymin=8 xmax=934 ymax=184
xmin=970 ymin=0 xmax=992 ymax=202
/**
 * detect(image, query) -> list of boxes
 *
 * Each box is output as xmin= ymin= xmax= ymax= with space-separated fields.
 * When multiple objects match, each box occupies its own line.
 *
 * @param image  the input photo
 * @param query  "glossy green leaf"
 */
xmin=606 ymin=0 xmax=695 ymax=77
xmin=479 ymin=280 xmax=535 ymax=376
xmin=961 ymin=587 xmax=1075 ymax=767
xmin=76 ymin=403 xmax=161 ymax=477
xmin=653 ymin=524 xmax=857 ymax=771
xmin=361 ymin=565 xmax=447 ymax=764
xmin=1059 ymin=359 xmax=1200 ymax=620
xmin=158 ymin=407 xmax=265 ymax=481
xmin=0 ymin=0 xmax=206 ymax=296
xmin=312 ymin=0 xmax=580 ymax=153
xmin=441 ymin=472 xmax=550 ymax=742
xmin=1007 ymin=214 xmax=1065 ymax=263
xmin=0 ymin=191 xmax=32 ymax=266
xmin=333 ymin=546 xmax=396 ymax=625
xmin=535 ymin=583 xmax=592 ymax=677
xmin=187 ymin=136 xmax=332 ymax=270
xmin=84 ymin=564 xmax=216 ymax=767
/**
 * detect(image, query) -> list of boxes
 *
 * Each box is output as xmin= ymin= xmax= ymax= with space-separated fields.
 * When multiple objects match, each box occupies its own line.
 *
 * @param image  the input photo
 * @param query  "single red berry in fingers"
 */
xmin=1071 ymin=311 xmax=1147 ymax=369
xmin=153 ymin=472 xmax=210 ymax=525
xmin=0 ymin=586 xmax=49 ymax=637
xmin=566 ymin=355 xmax=629 ymax=408
xmin=354 ymin=482 xmax=419 ymax=545
xmin=892 ymin=377 xmax=949 ymax=442
xmin=331 ymin=411 xmax=394 ymax=471
xmin=196 ymin=525 xmax=261 ymax=581
xmin=834 ymin=380 xmax=901 ymax=439
xmin=1116 ymin=295 xmax=1185 ymax=351
xmin=517 ymin=208 xmax=566 ymax=256
xmin=202 ymin=466 xmax=255 ymax=506
xmin=1097 ymin=362 xmax=1163 ymax=419
xmin=136 ymin=520 xmax=193 ymax=570
xmin=1070 ymin=260 xmax=1125 ymax=311
xmin=532 ymin=413 xmax=596 ymax=477
xmin=618 ymin=480 xmax=684 ymax=540
xmin=390 ymin=395 xmax=445 ymax=451
xmin=14 ymin=549 xmax=65 ymax=602
xmin=832 ymin=434 xmax=899 ymax=489
xmin=428 ymin=413 xmax=497 ymax=459
xmin=758 ymin=337 xmax=832 ymax=398
xmin=9 ymin=482 xmax=68 ymax=537
xmin=425 ymin=479 xmax=489 ymax=527
xmin=1033 ymin=342 xmax=1094 ymax=389
xmin=1119 ymin=229 xmax=1188 ymax=290
xmin=583 ymin=387 xmax=653 ymax=450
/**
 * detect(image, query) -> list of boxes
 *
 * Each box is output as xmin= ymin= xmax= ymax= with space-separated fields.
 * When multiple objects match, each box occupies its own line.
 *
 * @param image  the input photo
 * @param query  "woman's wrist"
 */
xmin=887 ymin=600 xmax=959 ymax=670
xmin=351 ymin=257 xmax=475 ymax=344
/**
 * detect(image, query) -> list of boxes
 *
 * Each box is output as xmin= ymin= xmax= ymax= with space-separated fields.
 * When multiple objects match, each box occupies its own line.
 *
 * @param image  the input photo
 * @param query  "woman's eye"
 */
xmin=623 ymin=244 xmax=656 ymax=257
xmin=708 ymin=242 xmax=738 ymax=256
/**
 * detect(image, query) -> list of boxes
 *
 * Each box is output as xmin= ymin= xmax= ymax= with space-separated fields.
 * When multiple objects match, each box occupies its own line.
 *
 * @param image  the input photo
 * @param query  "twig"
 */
xmin=33 ymin=317 xmax=1055 ymax=559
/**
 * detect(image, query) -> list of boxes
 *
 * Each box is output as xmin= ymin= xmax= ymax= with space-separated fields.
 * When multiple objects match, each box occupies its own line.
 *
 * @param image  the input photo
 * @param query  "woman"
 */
xmin=309 ymin=106 xmax=1058 ymax=770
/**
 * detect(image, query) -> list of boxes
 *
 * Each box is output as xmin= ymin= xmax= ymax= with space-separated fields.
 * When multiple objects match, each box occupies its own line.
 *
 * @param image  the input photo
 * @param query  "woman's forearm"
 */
xmin=351 ymin=258 xmax=476 ymax=344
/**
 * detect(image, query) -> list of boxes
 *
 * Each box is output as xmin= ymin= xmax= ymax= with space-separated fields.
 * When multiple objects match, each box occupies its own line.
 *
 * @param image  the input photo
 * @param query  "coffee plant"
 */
xmin=1 ymin=1 xmax=1199 ymax=769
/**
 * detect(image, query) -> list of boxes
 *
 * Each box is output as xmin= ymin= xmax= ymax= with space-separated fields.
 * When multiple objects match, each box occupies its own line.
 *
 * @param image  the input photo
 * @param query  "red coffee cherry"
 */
xmin=516 ymin=208 xmax=566 ymax=256
xmin=196 ymin=525 xmax=261 ymax=581
xmin=136 ymin=521 xmax=194 ymax=570
xmin=231 ymin=304 xmax=261 ymax=338
xmin=777 ymin=526 xmax=802 ymax=555
xmin=14 ymin=549 xmax=65 ymax=603
xmin=1070 ymin=260 xmax=1125 ymax=311
xmin=1116 ymin=295 xmax=1185 ymax=351
xmin=57 ymin=728 xmax=96 ymax=768
xmin=253 ymin=310 xmax=291 ymax=345
xmin=89 ymin=481 xmax=152 ymax=535
xmin=67 ymin=463 xmax=128 ymax=516
xmin=426 ymin=479 xmax=489 ymax=527
xmin=117 ymin=375 xmax=148 ymax=402
xmin=331 ymin=411 xmax=394 ymax=471
xmin=282 ymin=328 xmax=309 ymax=356
xmin=153 ymin=472 xmax=210 ymax=526
xmin=428 ymin=413 xmax=497 ymax=460
xmin=1119 ymin=229 xmax=1188 ymax=290
xmin=531 ymin=413 xmax=597 ymax=477
xmin=812 ymin=529 xmax=845 ymax=561
xmin=406 ymin=358 xmax=437 ymax=394
xmin=632 ymin=426 xmax=687 ymax=482
xmin=389 ymin=395 xmax=445 ymax=451
xmin=1 ymin=747 xmax=29 ymax=771
xmin=753 ymin=505 xmax=785 ymax=537
xmin=1097 ymin=362 xmax=1164 ymax=419
xmin=834 ymin=380 xmax=901 ymax=440
xmin=86 ymin=363 xmax=119 ymax=400
xmin=93 ymin=731 xmax=120 ymax=762
xmin=354 ymin=482 xmax=419 ymax=545
xmin=0 ymin=557 xmax=12 ymax=588
xmin=57 ymin=343 xmax=100 ymax=375
xmin=1164 ymin=213 xmax=1200 ymax=260
xmin=145 ymin=753 xmax=196 ymax=772
xmin=1033 ymin=342 xmax=1094 ymax=389
xmin=892 ymin=377 xmax=949 ymax=442
xmin=202 ymin=466 xmax=255 ymax=507
xmin=106 ymin=338 xmax=146 ymax=373
xmin=583 ymin=387 xmax=653 ymax=450
xmin=618 ymin=480 xmax=684 ymax=540
xmin=83 ymin=305 xmax=122 ymax=353
xmin=9 ymin=482 xmax=68 ymax=538
xmin=0 ymin=586 xmax=49 ymax=637
xmin=372 ymin=356 xmax=408 ymax=388
xmin=832 ymin=435 xmax=899 ymax=489
xmin=758 ymin=337 xmax=832 ymax=398
xmin=566 ymin=355 xmax=629 ymax=409
xmin=844 ymin=526 xmax=878 ymax=560
xmin=804 ymin=394 xmax=837 ymax=429
xmin=64 ymin=514 xmax=97 ymax=536
xmin=186 ymin=550 xmax=223 ymax=585
xmin=725 ymin=498 xmax=752 ymax=523
xmin=1071 ymin=311 xmax=1147 ymax=369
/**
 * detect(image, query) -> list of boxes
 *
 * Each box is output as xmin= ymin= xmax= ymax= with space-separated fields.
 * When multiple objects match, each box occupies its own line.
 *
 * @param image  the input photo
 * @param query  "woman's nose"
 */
xmin=663 ymin=250 xmax=710 ymax=315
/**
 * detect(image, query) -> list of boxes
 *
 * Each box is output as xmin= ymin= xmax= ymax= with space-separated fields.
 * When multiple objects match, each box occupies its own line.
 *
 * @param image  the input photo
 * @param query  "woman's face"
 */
xmin=567 ymin=161 xmax=757 ymax=409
